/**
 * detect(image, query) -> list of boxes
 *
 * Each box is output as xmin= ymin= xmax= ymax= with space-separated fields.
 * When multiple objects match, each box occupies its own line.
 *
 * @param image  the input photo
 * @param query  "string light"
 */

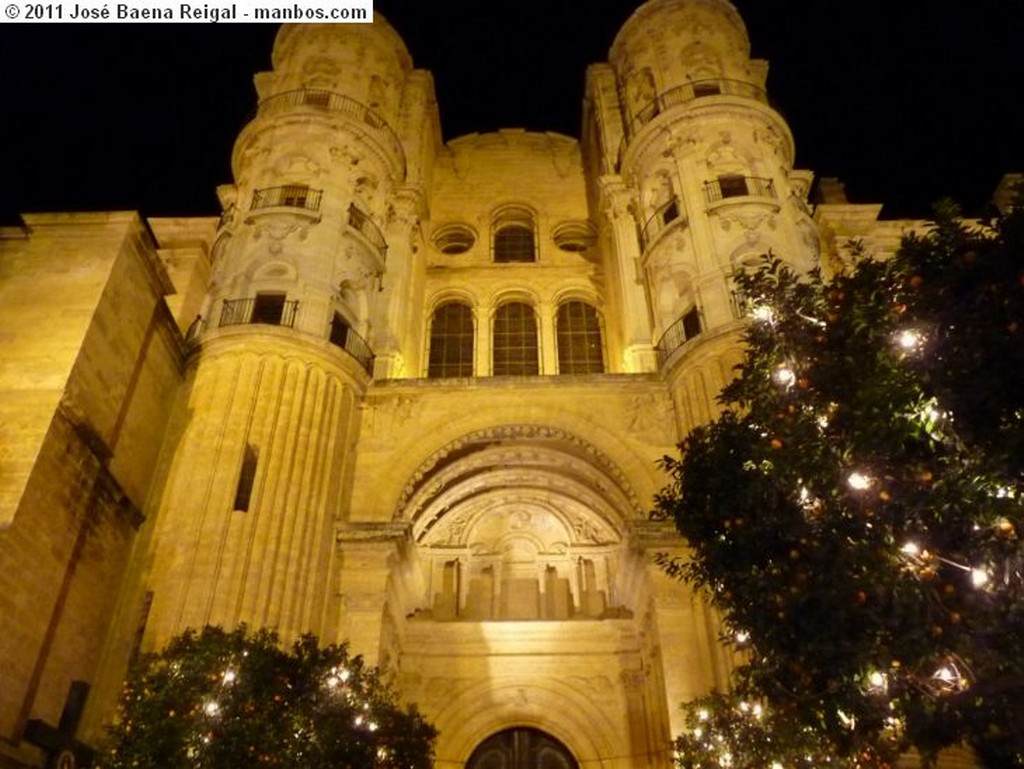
xmin=925 ymin=656 xmax=972 ymax=696
xmin=894 ymin=328 xmax=925 ymax=352
xmin=847 ymin=472 xmax=872 ymax=491
xmin=970 ymin=566 xmax=991 ymax=588
xmin=751 ymin=304 xmax=775 ymax=324
xmin=862 ymin=670 xmax=888 ymax=695
xmin=773 ymin=365 xmax=797 ymax=388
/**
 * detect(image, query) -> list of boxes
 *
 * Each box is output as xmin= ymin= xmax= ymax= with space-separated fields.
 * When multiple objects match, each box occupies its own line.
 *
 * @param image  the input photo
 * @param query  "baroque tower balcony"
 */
xmin=252 ymin=88 xmax=406 ymax=179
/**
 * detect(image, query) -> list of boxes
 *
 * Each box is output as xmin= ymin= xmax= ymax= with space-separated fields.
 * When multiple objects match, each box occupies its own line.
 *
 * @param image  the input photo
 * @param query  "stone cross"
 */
xmin=23 ymin=680 xmax=95 ymax=769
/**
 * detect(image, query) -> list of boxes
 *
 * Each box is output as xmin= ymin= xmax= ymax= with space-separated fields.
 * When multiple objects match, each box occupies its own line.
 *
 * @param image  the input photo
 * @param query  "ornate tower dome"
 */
xmin=610 ymin=0 xmax=759 ymax=98
xmin=270 ymin=18 xmax=412 ymax=129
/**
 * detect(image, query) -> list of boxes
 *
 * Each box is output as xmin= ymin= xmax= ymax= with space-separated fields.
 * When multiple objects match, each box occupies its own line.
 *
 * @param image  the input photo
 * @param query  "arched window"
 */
xmin=492 ymin=205 xmax=536 ymax=263
xmin=556 ymin=301 xmax=605 ymax=374
xmin=492 ymin=302 xmax=539 ymax=376
xmin=428 ymin=302 xmax=475 ymax=378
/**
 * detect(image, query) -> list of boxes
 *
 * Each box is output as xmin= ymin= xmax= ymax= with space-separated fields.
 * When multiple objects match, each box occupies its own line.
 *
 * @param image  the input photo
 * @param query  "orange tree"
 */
xmin=655 ymin=202 xmax=1024 ymax=767
xmin=97 ymin=625 xmax=436 ymax=769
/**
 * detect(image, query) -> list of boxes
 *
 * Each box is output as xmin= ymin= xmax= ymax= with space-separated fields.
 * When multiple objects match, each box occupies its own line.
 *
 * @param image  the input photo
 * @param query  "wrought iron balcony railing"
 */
xmin=219 ymin=296 xmax=299 ymax=329
xmin=347 ymin=204 xmax=387 ymax=257
xmin=251 ymin=185 xmax=323 ymax=213
xmin=656 ymin=307 xmax=704 ymax=365
xmin=703 ymin=175 xmax=776 ymax=204
xmin=624 ymin=78 xmax=768 ymax=139
xmin=639 ymin=197 xmax=684 ymax=252
xmin=256 ymin=89 xmax=405 ymax=174
xmin=329 ymin=321 xmax=375 ymax=375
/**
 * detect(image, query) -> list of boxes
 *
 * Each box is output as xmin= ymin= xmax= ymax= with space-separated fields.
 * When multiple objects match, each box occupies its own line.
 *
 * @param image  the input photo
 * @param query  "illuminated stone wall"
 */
xmin=0 ymin=3 xmax=987 ymax=769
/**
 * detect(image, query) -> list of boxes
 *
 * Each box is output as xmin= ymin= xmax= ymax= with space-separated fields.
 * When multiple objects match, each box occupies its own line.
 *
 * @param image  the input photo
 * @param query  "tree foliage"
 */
xmin=97 ymin=626 xmax=437 ymax=769
xmin=654 ymin=202 xmax=1024 ymax=767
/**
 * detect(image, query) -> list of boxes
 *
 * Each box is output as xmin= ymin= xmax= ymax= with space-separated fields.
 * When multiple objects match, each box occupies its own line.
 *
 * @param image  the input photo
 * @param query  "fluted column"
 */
xmin=144 ymin=335 xmax=366 ymax=650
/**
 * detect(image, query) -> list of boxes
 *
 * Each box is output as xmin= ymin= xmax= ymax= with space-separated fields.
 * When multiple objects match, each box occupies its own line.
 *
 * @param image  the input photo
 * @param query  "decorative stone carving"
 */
xmin=238 ymin=143 xmax=270 ymax=173
xmin=626 ymin=392 xmax=677 ymax=445
xmin=274 ymin=153 xmax=321 ymax=179
xmin=252 ymin=221 xmax=307 ymax=244
xmin=716 ymin=209 xmax=776 ymax=237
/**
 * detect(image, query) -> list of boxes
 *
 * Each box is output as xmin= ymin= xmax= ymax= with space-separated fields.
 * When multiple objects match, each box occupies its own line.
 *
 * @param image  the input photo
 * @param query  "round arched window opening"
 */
xmin=492 ymin=205 xmax=537 ymax=263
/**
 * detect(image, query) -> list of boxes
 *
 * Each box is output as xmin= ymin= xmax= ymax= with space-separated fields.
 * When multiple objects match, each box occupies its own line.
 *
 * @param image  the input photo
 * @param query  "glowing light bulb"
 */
xmin=203 ymin=701 xmax=220 ymax=717
xmin=222 ymin=669 xmax=236 ymax=685
xmin=773 ymin=366 xmax=796 ymax=388
xmin=901 ymin=542 xmax=920 ymax=557
xmin=895 ymin=328 xmax=924 ymax=351
xmin=735 ymin=629 xmax=750 ymax=644
xmin=847 ymin=472 xmax=872 ymax=490
xmin=751 ymin=305 xmax=775 ymax=324
xmin=934 ymin=666 xmax=956 ymax=684
xmin=970 ymin=567 xmax=990 ymax=588
xmin=697 ymin=709 xmax=710 ymax=722
xmin=868 ymin=670 xmax=887 ymax=690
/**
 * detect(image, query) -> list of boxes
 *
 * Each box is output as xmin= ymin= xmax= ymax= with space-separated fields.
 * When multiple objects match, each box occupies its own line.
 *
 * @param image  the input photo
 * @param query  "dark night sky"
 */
xmin=1 ymin=0 xmax=1021 ymax=224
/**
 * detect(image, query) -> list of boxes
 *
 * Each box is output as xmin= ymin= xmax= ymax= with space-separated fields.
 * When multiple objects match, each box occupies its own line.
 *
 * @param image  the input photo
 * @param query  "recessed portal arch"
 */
xmin=390 ymin=424 xmax=645 ymax=622
xmin=467 ymin=727 xmax=578 ymax=769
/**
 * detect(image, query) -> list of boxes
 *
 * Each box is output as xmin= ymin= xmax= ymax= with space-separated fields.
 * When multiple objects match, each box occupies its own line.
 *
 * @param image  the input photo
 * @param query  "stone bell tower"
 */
xmin=586 ymin=0 xmax=819 ymax=431
xmin=134 ymin=18 xmax=422 ymax=651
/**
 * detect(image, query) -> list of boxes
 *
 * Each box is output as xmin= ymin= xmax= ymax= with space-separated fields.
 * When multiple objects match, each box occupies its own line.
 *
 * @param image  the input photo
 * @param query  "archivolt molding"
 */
xmin=413 ymin=468 xmax=624 ymax=549
xmin=394 ymin=424 xmax=645 ymax=527
xmin=426 ymin=676 xmax=620 ymax=766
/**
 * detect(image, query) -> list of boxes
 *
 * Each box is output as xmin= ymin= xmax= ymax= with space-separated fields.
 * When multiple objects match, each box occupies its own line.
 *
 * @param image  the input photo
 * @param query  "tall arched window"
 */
xmin=492 ymin=205 xmax=536 ymax=263
xmin=556 ymin=301 xmax=605 ymax=374
xmin=492 ymin=302 xmax=539 ymax=376
xmin=428 ymin=302 xmax=475 ymax=378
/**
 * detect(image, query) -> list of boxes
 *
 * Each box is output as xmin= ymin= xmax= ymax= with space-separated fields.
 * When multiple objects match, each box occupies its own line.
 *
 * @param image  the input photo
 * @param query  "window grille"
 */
xmin=492 ymin=205 xmax=537 ymax=263
xmin=493 ymin=302 xmax=539 ymax=376
xmin=556 ymin=301 xmax=605 ymax=374
xmin=428 ymin=302 xmax=475 ymax=378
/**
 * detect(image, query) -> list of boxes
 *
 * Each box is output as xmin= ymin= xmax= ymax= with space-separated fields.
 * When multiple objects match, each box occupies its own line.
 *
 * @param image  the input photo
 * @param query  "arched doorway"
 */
xmin=466 ymin=727 xmax=579 ymax=769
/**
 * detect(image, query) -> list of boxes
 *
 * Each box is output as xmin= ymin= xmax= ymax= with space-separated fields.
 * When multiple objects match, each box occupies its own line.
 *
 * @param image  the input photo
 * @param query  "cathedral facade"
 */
xmin=0 ymin=2 xmax=962 ymax=767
